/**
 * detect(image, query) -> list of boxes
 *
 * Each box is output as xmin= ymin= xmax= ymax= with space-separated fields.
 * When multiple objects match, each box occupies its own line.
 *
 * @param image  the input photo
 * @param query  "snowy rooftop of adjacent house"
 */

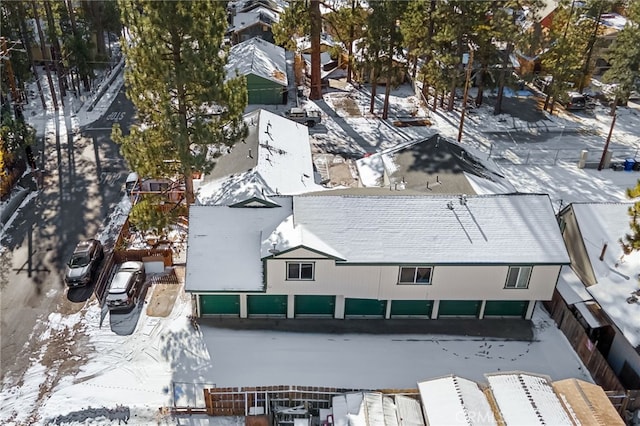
xmin=487 ymin=373 xmax=574 ymax=425
xmin=225 ymin=37 xmax=287 ymax=86
xmin=418 ymin=376 xmax=496 ymax=426
xmin=355 ymin=136 xmax=515 ymax=195
xmin=196 ymin=109 xmax=324 ymax=205
xmin=570 ymin=202 xmax=640 ymax=347
xmin=599 ymin=13 xmax=628 ymax=31
xmin=229 ymin=7 xmax=280 ymax=33
xmin=556 ymin=265 xmax=593 ymax=305
xmin=332 ymin=392 xmax=396 ymax=426
xmin=552 ymin=379 xmax=626 ymax=426
xmin=394 ymin=395 xmax=425 ymax=426
xmin=264 ymin=194 xmax=570 ymax=264
xmin=185 ymin=198 xmax=292 ymax=292
xmin=230 ymin=0 xmax=285 ymax=14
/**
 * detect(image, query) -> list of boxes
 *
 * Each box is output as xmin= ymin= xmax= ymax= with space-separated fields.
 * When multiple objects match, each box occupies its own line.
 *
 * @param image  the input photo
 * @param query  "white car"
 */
xmin=106 ymin=261 xmax=146 ymax=312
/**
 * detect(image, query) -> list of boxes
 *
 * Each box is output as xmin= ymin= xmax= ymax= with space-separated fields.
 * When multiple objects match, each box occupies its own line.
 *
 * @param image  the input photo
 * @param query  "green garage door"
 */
xmin=200 ymin=294 xmax=240 ymax=316
xmin=438 ymin=300 xmax=481 ymax=318
xmin=295 ymin=295 xmax=335 ymax=317
xmin=247 ymin=295 xmax=287 ymax=317
xmin=344 ymin=298 xmax=387 ymax=317
xmin=390 ymin=300 xmax=433 ymax=318
xmin=484 ymin=301 xmax=529 ymax=318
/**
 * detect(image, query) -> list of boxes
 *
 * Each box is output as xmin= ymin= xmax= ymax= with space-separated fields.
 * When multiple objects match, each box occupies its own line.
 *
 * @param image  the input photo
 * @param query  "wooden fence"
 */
xmin=203 ymin=386 xmax=419 ymax=417
xmin=544 ymin=291 xmax=639 ymax=412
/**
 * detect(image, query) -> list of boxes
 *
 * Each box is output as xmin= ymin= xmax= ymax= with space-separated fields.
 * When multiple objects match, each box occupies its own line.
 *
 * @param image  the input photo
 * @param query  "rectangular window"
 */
xmin=287 ymin=262 xmax=314 ymax=280
xmin=505 ymin=266 xmax=532 ymax=289
xmin=398 ymin=266 xmax=432 ymax=284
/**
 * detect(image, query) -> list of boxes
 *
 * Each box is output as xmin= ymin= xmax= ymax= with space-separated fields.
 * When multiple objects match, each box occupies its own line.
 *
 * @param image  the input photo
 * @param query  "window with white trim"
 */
xmin=505 ymin=266 xmax=532 ymax=289
xmin=287 ymin=262 xmax=314 ymax=280
xmin=398 ymin=266 xmax=432 ymax=284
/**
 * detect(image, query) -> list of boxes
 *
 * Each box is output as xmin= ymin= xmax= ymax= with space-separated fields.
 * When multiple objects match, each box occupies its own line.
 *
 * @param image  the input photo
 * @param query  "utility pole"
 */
xmin=457 ymin=48 xmax=474 ymax=143
xmin=598 ymin=113 xmax=617 ymax=171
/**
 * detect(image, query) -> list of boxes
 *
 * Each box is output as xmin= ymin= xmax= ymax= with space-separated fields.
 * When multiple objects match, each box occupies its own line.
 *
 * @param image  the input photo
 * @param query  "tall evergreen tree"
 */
xmin=621 ymin=180 xmax=640 ymax=255
xmin=602 ymin=1 xmax=640 ymax=112
xmin=113 ymin=0 xmax=248 ymax=210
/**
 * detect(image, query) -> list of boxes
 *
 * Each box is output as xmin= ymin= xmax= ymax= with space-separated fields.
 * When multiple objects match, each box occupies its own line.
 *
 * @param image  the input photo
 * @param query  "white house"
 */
xmin=556 ymin=202 xmax=640 ymax=390
xmin=186 ymin=193 xmax=569 ymax=319
xmin=195 ymin=109 xmax=324 ymax=206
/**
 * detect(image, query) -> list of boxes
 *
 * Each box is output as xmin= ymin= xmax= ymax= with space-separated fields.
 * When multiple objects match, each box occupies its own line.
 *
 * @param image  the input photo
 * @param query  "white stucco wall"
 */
xmin=264 ymin=249 xmax=561 ymax=301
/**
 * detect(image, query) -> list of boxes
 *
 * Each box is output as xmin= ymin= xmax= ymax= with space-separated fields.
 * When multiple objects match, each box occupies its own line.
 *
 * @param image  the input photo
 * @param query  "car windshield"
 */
xmin=68 ymin=254 xmax=90 ymax=268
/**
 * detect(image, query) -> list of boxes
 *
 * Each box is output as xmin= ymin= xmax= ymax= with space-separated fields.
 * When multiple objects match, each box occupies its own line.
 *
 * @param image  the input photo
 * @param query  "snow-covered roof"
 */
xmin=599 ymin=13 xmax=628 ymax=31
xmin=196 ymin=109 xmax=324 ymax=206
xmin=229 ymin=7 xmax=280 ymax=33
xmin=264 ymin=194 xmax=570 ymax=264
xmin=487 ymin=372 xmax=574 ymax=425
xmin=418 ymin=376 xmax=496 ymax=426
xmin=551 ymin=379 xmax=626 ymax=426
xmin=225 ymin=37 xmax=287 ymax=86
xmin=185 ymin=197 xmax=293 ymax=292
xmin=556 ymin=265 xmax=593 ymax=305
xmin=569 ymin=202 xmax=640 ymax=347
xmin=355 ymin=136 xmax=515 ymax=195
xmin=332 ymin=392 xmax=397 ymax=426
xmin=230 ymin=0 xmax=285 ymax=14
xmin=394 ymin=395 xmax=424 ymax=426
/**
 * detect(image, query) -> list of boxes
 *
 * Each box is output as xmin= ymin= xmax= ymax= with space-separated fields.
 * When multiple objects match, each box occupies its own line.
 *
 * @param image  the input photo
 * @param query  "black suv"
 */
xmin=65 ymin=239 xmax=104 ymax=287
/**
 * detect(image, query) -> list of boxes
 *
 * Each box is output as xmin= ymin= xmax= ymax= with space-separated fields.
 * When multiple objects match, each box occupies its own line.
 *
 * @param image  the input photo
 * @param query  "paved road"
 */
xmin=0 ymin=85 xmax=135 ymax=383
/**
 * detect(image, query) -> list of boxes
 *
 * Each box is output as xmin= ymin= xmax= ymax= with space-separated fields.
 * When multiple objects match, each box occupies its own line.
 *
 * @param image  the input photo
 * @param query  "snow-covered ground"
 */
xmin=1 ymin=71 xmax=639 ymax=425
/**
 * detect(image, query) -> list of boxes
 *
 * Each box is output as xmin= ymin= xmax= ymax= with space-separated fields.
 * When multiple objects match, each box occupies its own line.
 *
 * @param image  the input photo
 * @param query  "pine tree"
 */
xmin=621 ymin=180 xmax=640 ymax=255
xmin=113 ymin=0 xmax=248 ymax=210
xmin=602 ymin=1 xmax=640 ymax=111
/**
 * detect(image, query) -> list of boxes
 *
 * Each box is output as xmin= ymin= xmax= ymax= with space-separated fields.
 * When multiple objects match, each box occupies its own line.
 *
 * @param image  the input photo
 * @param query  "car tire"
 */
xmin=307 ymin=121 xmax=315 ymax=128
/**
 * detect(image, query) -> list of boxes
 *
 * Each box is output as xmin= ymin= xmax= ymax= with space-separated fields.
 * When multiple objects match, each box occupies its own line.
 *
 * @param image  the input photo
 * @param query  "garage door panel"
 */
xmin=438 ymin=300 xmax=481 ymax=318
xmin=391 ymin=300 xmax=433 ymax=317
xmin=247 ymin=295 xmax=287 ymax=317
xmin=484 ymin=300 xmax=528 ymax=317
xmin=200 ymin=295 xmax=240 ymax=316
xmin=345 ymin=298 xmax=386 ymax=317
xmin=295 ymin=295 xmax=335 ymax=317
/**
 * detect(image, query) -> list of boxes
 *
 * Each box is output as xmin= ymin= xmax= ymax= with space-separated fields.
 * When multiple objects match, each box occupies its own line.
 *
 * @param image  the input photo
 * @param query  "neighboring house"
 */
xmin=327 ymin=374 xmax=622 ymax=426
xmin=355 ymin=135 xmax=516 ymax=196
xmin=195 ymin=109 xmax=324 ymax=206
xmin=227 ymin=5 xmax=279 ymax=44
xmin=556 ymin=202 xmax=640 ymax=389
xmin=225 ymin=37 xmax=288 ymax=104
xmin=352 ymin=39 xmax=408 ymax=86
xmin=592 ymin=13 xmax=629 ymax=75
xmin=186 ymin=193 xmax=569 ymax=319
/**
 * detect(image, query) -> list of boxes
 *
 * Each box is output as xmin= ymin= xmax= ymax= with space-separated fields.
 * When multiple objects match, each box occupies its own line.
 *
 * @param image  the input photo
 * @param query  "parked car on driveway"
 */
xmin=65 ymin=239 xmax=104 ymax=287
xmin=284 ymin=108 xmax=322 ymax=127
xmin=106 ymin=261 xmax=146 ymax=312
xmin=559 ymin=91 xmax=586 ymax=111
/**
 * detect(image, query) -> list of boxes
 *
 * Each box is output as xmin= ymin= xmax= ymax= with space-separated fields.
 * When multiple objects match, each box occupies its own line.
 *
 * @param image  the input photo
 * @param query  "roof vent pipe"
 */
xmin=600 ymin=243 xmax=607 ymax=261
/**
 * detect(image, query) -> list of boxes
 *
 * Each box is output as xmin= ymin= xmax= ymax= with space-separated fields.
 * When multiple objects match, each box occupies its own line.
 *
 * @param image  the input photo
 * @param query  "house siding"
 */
xmin=608 ymin=332 xmax=640 ymax=380
xmin=266 ymin=257 xmax=560 ymax=302
xmin=560 ymin=206 xmax=597 ymax=285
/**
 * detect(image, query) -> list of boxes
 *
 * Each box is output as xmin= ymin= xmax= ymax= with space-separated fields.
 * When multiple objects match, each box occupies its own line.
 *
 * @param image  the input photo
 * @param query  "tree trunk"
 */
xmin=578 ymin=1 xmax=604 ymax=93
xmin=65 ymin=0 xmax=90 ymax=91
xmin=43 ymin=0 xmax=67 ymax=100
xmin=475 ymin=65 xmax=486 ymax=106
xmin=171 ymin=32 xmax=195 ymax=207
xmin=382 ymin=58 xmax=393 ymax=119
xmin=447 ymin=76 xmax=457 ymax=112
xmin=346 ymin=0 xmax=355 ymax=83
xmin=32 ymin=0 xmax=59 ymax=110
xmin=369 ymin=65 xmax=378 ymax=114
xmin=309 ymin=0 xmax=322 ymax=100
xmin=18 ymin=1 xmax=46 ymax=109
